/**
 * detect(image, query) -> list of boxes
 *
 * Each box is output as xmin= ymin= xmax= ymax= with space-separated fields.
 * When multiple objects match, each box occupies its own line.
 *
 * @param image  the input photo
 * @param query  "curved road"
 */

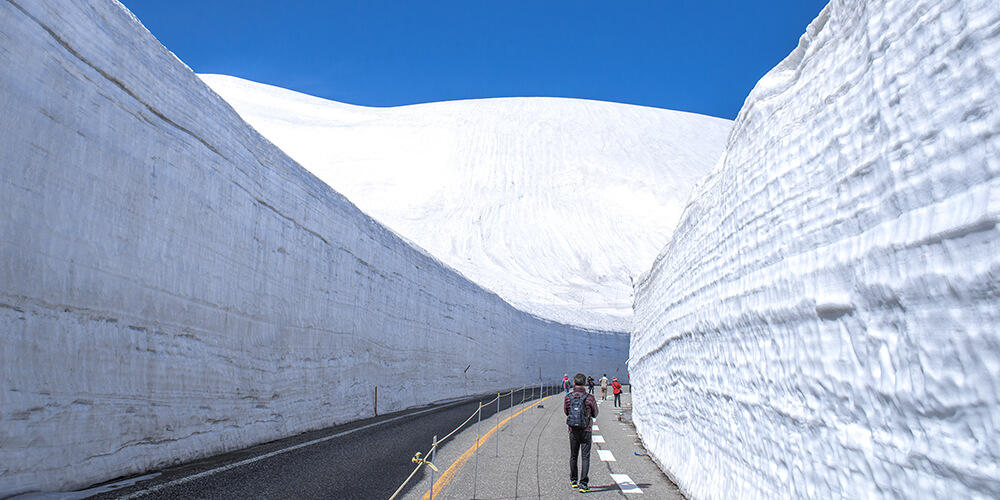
xmin=89 ymin=387 xmax=557 ymax=500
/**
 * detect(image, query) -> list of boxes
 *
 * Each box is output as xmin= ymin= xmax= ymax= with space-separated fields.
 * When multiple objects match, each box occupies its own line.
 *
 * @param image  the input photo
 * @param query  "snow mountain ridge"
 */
xmin=200 ymin=74 xmax=733 ymax=332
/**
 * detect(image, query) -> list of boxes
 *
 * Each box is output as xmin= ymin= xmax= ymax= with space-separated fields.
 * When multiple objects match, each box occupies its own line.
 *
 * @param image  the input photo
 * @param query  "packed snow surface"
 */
xmin=0 ymin=1 xmax=628 ymax=496
xmin=200 ymin=75 xmax=732 ymax=332
xmin=630 ymin=0 xmax=1000 ymax=498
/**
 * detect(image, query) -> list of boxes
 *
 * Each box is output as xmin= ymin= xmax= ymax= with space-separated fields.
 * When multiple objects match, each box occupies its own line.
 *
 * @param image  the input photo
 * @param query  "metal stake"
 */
xmin=495 ymin=392 xmax=500 ymax=457
xmin=430 ymin=435 xmax=437 ymax=500
xmin=474 ymin=402 xmax=480 ymax=499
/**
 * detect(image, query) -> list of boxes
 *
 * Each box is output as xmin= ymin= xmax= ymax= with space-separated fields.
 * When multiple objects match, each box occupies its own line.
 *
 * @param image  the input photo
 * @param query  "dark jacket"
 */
xmin=563 ymin=386 xmax=598 ymax=432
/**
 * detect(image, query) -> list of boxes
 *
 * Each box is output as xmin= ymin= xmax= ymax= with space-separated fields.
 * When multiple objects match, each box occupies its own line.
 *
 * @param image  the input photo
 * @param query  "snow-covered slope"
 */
xmin=199 ymin=75 xmax=732 ymax=332
xmin=0 ymin=1 xmax=628 ymax=496
xmin=630 ymin=0 xmax=1000 ymax=498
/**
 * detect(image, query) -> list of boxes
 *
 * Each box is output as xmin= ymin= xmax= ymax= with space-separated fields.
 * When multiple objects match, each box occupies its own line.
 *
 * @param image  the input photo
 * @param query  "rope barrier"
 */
xmin=437 ymin=403 xmax=481 ymax=444
xmin=388 ymin=454 xmax=427 ymax=500
xmin=387 ymin=385 xmax=555 ymax=500
xmin=411 ymin=451 xmax=438 ymax=472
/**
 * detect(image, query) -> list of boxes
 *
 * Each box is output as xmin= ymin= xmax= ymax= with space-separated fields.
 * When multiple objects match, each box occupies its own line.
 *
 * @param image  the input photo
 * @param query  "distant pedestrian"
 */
xmin=587 ymin=376 xmax=595 ymax=394
xmin=564 ymin=373 xmax=598 ymax=493
xmin=563 ymin=374 xmax=571 ymax=394
xmin=612 ymin=377 xmax=622 ymax=408
xmin=599 ymin=374 xmax=609 ymax=400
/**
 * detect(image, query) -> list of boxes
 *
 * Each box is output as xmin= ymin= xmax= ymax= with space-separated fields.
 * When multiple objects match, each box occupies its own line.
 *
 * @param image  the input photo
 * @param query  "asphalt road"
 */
xmin=89 ymin=387 xmax=557 ymax=500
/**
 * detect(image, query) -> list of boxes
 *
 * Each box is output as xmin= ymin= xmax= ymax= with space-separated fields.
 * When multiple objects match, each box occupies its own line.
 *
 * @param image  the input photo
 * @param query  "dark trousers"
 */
xmin=569 ymin=428 xmax=592 ymax=485
xmin=614 ymin=392 xmax=621 ymax=407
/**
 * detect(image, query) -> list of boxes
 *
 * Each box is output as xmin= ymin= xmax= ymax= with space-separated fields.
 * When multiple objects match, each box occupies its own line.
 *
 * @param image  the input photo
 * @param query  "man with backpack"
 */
xmin=599 ymin=374 xmax=609 ymax=400
xmin=564 ymin=373 xmax=598 ymax=492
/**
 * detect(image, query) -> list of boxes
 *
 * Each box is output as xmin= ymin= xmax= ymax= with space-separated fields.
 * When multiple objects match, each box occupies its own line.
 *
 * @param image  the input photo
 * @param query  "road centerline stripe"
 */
xmin=610 ymin=473 xmax=643 ymax=494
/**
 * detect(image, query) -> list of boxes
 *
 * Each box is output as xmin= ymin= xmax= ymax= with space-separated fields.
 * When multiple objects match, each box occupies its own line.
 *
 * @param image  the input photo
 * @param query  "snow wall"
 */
xmin=630 ymin=0 xmax=1000 ymax=498
xmin=0 ymin=1 xmax=628 ymax=496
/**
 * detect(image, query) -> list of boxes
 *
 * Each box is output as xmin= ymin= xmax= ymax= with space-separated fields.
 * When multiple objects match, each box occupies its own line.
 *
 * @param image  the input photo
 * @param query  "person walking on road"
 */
xmin=612 ymin=377 xmax=622 ymax=408
xmin=565 ymin=373 xmax=598 ymax=493
xmin=599 ymin=374 xmax=609 ymax=400
xmin=587 ymin=376 xmax=595 ymax=394
xmin=563 ymin=374 xmax=571 ymax=394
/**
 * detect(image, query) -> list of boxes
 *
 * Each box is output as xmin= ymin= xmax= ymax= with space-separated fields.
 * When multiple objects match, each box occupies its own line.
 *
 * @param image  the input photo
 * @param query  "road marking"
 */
xmin=120 ymin=398 xmax=472 ymax=499
xmin=422 ymin=395 xmax=555 ymax=500
xmin=597 ymin=449 xmax=616 ymax=461
xmin=592 ymin=424 xmax=599 ymax=431
xmin=592 ymin=435 xmax=605 ymax=443
xmin=610 ymin=473 xmax=642 ymax=494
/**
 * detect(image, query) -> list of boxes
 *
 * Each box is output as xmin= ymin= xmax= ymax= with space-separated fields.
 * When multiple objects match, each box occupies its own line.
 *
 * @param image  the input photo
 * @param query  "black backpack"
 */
xmin=566 ymin=393 xmax=589 ymax=428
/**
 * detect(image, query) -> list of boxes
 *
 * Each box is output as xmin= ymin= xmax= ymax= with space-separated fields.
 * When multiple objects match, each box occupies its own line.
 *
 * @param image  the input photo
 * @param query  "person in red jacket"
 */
xmin=612 ymin=377 xmax=622 ymax=408
xmin=564 ymin=373 xmax=598 ymax=492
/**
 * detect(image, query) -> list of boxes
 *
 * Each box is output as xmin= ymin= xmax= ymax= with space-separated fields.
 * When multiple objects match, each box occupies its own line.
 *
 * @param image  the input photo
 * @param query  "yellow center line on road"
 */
xmin=421 ymin=394 xmax=556 ymax=500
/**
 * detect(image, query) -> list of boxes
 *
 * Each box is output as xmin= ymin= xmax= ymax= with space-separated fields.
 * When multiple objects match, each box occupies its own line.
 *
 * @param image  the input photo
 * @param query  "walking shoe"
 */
xmin=579 ymin=484 xmax=590 ymax=492
xmin=570 ymin=480 xmax=578 ymax=488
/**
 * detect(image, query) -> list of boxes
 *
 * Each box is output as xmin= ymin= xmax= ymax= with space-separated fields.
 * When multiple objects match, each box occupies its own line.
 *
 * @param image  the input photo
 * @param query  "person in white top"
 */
xmin=599 ymin=374 xmax=609 ymax=400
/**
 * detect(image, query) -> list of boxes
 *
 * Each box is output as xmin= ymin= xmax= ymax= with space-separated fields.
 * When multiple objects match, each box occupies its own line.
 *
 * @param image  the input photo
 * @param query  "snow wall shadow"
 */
xmin=630 ymin=0 xmax=1000 ymax=498
xmin=0 ymin=1 xmax=628 ymax=495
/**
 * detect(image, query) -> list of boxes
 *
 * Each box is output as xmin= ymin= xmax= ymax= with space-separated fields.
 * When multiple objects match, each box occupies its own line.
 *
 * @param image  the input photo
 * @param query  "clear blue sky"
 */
xmin=122 ymin=0 xmax=827 ymax=120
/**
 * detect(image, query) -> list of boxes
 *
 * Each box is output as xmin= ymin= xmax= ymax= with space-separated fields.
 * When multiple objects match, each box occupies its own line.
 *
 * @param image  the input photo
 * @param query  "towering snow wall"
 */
xmin=0 ymin=1 xmax=627 ymax=496
xmin=630 ymin=0 xmax=1000 ymax=498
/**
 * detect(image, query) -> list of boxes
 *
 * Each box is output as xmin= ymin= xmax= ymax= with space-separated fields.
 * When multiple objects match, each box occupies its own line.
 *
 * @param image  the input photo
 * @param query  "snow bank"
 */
xmin=0 ymin=1 xmax=627 ymax=495
xmin=199 ymin=75 xmax=732 ymax=333
xmin=630 ymin=0 xmax=1000 ymax=498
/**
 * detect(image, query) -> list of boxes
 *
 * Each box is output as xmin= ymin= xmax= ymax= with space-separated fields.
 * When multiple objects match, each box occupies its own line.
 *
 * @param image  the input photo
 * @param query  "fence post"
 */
xmin=430 ymin=435 xmax=437 ymax=500
xmin=495 ymin=392 xmax=500 ymax=457
xmin=474 ymin=402 xmax=480 ymax=499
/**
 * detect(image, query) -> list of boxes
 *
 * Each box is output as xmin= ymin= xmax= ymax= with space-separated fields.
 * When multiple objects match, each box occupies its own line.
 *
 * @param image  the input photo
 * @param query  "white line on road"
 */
xmin=120 ymin=399 xmax=470 ymax=499
xmin=592 ymin=435 xmax=605 ymax=443
xmin=597 ymin=449 xmax=616 ymax=462
xmin=592 ymin=424 xmax=599 ymax=431
xmin=610 ymin=473 xmax=642 ymax=494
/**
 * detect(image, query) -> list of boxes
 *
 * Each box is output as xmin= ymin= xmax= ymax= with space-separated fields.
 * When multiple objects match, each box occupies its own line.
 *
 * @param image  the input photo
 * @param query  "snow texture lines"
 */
xmin=631 ymin=0 xmax=1000 ymax=498
xmin=201 ymin=74 xmax=732 ymax=332
xmin=0 ymin=0 xmax=628 ymax=496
